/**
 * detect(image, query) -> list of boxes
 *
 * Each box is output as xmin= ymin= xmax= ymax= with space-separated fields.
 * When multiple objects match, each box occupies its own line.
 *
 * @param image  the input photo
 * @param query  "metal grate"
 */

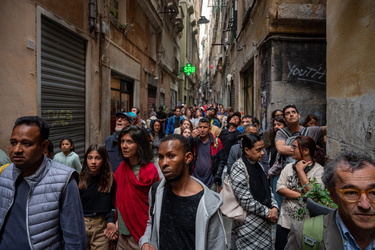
xmin=40 ymin=16 xmax=86 ymax=159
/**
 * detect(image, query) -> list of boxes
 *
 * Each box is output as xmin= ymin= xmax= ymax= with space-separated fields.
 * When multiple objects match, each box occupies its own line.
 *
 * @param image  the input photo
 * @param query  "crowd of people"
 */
xmin=0 ymin=103 xmax=374 ymax=250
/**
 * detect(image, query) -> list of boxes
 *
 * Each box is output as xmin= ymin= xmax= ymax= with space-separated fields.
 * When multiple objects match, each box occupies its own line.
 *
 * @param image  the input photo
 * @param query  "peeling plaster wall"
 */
xmin=327 ymin=95 xmax=375 ymax=157
xmin=326 ymin=0 xmax=375 ymax=159
xmin=261 ymin=39 xmax=327 ymax=129
xmin=232 ymin=0 xmax=327 ymax=127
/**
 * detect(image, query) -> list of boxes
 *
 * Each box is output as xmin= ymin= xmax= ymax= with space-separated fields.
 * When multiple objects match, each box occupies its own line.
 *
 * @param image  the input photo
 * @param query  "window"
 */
xmin=110 ymin=74 xmax=133 ymax=133
xmin=110 ymin=0 xmax=119 ymax=19
xmin=110 ymin=0 xmax=126 ymax=25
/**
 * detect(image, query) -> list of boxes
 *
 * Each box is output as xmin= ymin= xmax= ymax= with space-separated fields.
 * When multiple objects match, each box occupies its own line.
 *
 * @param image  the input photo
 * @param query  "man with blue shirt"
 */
xmin=0 ymin=116 xmax=86 ymax=249
xmin=286 ymin=151 xmax=375 ymax=250
xmin=165 ymin=107 xmax=183 ymax=135
xmin=105 ymin=111 xmax=134 ymax=172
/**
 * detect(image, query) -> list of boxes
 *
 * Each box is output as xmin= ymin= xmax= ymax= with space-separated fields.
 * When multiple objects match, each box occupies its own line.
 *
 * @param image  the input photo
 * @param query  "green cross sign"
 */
xmin=183 ymin=63 xmax=196 ymax=76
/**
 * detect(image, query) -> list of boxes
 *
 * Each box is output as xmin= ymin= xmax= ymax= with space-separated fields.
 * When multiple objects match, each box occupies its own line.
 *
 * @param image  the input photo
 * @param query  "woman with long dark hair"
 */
xmin=115 ymin=125 xmax=160 ymax=249
xmin=79 ymin=144 xmax=117 ymax=249
xmin=230 ymin=134 xmax=279 ymax=249
xmin=149 ymin=119 xmax=165 ymax=179
xmin=275 ymin=136 xmax=324 ymax=249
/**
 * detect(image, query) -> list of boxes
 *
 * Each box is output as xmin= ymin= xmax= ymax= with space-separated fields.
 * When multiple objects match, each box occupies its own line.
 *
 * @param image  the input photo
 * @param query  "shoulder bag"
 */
xmin=219 ymin=162 xmax=249 ymax=223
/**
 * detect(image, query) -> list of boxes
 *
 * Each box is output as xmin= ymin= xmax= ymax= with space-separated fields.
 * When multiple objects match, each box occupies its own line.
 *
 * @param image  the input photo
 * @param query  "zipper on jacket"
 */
xmin=26 ymin=182 xmax=33 ymax=249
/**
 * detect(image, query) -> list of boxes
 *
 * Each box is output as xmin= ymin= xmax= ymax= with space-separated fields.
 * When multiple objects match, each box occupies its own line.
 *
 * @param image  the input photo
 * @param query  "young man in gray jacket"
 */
xmin=139 ymin=134 xmax=226 ymax=250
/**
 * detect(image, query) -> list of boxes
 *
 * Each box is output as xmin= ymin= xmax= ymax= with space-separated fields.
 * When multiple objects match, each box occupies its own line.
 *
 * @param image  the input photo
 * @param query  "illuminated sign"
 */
xmin=183 ymin=63 xmax=196 ymax=76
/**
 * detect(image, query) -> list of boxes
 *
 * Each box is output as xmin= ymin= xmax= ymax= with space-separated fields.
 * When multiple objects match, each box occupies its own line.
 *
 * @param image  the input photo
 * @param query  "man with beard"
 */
xmin=139 ymin=134 xmax=226 ymax=250
xmin=105 ymin=112 xmax=134 ymax=172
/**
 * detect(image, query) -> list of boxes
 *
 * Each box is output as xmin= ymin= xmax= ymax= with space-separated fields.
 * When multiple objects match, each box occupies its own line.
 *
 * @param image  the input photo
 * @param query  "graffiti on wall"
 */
xmin=42 ymin=110 xmax=73 ymax=127
xmin=287 ymin=62 xmax=326 ymax=85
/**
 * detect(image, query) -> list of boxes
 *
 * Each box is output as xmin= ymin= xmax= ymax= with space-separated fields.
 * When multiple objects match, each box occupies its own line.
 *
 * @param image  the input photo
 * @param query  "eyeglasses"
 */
xmin=336 ymin=188 xmax=375 ymax=203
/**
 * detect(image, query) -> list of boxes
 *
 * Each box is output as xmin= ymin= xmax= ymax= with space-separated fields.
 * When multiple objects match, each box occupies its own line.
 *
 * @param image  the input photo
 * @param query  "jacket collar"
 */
xmin=22 ymin=156 xmax=50 ymax=189
xmin=324 ymin=210 xmax=345 ymax=249
xmin=157 ymin=176 xmax=222 ymax=217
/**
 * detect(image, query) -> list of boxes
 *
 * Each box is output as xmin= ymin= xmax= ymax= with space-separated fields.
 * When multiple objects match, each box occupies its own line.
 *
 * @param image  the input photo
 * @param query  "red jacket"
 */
xmin=190 ymin=133 xmax=223 ymax=176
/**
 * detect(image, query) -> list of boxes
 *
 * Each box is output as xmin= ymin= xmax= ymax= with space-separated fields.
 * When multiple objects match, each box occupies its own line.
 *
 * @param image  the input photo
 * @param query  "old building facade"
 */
xmin=0 ymin=0 xmax=201 ymax=157
xmin=204 ymin=0 xmax=326 ymax=129
xmin=203 ymin=0 xmax=374 ymax=159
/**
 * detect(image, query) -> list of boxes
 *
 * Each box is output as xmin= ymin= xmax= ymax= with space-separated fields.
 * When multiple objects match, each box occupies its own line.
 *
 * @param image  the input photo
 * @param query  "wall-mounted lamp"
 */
xmin=197 ymin=16 xmax=210 ymax=24
xmin=237 ymin=44 xmax=246 ymax=51
xmin=158 ymin=3 xmax=178 ymax=17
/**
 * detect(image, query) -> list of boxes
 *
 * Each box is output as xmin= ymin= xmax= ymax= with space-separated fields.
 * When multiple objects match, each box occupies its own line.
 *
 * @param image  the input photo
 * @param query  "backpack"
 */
xmin=302 ymin=215 xmax=324 ymax=249
xmin=269 ymin=128 xmax=304 ymax=175
xmin=277 ymin=127 xmax=325 ymax=168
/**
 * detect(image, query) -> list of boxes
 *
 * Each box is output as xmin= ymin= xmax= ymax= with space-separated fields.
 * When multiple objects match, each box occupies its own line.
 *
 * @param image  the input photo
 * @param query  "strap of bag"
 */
xmin=301 ymin=126 xmax=309 ymax=136
xmin=0 ymin=164 xmax=10 ymax=175
xmin=279 ymin=128 xmax=293 ymax=138
xmin=302 ymin=215 xmax=324 ymax=250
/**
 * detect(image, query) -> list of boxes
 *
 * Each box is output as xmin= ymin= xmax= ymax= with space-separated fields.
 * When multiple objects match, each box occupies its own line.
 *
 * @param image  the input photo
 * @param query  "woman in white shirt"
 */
xmin=275 ymin=135 xmax=324 ymax=249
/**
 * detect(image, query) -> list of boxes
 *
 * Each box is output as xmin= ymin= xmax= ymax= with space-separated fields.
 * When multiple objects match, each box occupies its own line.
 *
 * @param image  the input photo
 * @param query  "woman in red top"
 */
xmin=114 ymin=125 xmax=160 ymax=250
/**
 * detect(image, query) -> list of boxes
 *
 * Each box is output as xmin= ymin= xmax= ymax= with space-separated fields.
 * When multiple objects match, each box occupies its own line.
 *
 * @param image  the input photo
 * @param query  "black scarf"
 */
xmin=242 ymin=154 xmax=272 ymax=208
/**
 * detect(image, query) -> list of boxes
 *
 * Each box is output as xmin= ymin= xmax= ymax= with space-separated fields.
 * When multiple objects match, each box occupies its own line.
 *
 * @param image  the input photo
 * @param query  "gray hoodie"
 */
xmin=139 ymin=177 xmax=226 ymax=249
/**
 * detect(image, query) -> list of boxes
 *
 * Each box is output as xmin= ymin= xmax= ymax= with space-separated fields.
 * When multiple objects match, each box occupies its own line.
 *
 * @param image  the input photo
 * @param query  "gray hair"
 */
xmin=322 ymin=151 xmax=375 ymax=189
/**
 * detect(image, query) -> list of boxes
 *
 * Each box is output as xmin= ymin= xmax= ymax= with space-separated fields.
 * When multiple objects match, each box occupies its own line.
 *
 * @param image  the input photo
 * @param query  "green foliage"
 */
xmin=297 ymin=178 xmax=338 ymax=218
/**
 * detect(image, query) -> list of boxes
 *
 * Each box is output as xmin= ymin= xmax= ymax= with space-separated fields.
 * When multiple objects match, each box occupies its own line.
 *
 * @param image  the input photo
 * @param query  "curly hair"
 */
xmin=160 ymin=134 xmax=191 ymax=155
xmin=322 ymin=151 xmax=375 ymax=189
xmin=79 ymin=144 xmax=113 ymax=193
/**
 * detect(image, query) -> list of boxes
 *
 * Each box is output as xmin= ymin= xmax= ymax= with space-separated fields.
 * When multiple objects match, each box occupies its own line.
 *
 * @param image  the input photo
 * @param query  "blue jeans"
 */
xmin=270 ymin=175 xmax=283 ymax=208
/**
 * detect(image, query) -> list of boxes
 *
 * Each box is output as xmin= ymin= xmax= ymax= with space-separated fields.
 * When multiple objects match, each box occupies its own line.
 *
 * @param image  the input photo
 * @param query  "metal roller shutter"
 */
xmin=40 ymin=16 xmax=86 ymax=159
